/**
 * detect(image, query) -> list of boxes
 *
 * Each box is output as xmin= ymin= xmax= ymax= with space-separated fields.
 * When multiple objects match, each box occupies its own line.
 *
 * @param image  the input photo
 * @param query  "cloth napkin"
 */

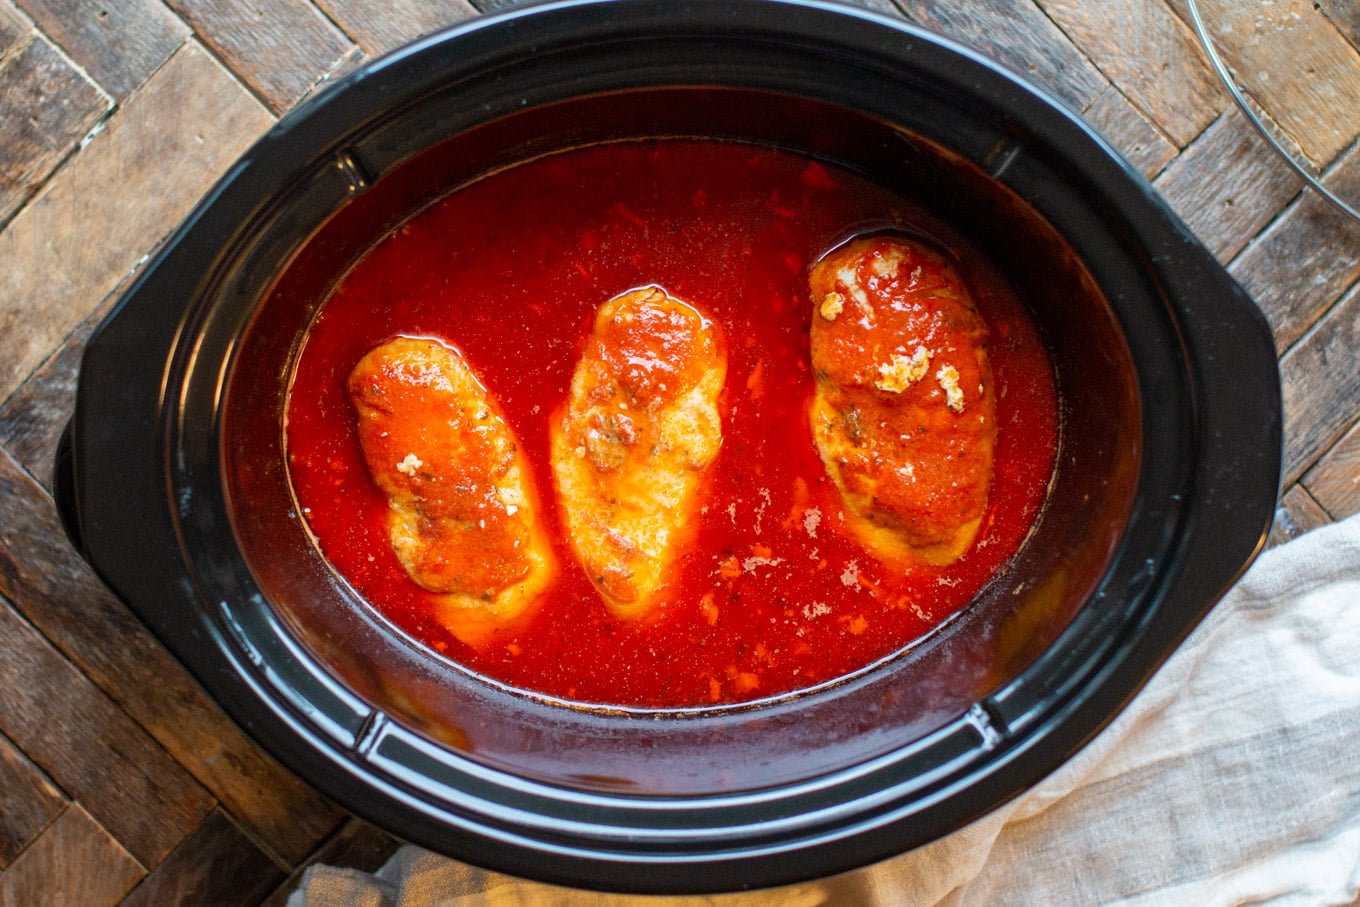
xmin=289 ymin=513 xmax=1360 ymax=907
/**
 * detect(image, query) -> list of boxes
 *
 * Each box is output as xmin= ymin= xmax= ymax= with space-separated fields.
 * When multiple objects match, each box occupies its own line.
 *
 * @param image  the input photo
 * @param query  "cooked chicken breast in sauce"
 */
xmin=809 ymin=236 xmax=996 ymax=566
xmin=551 ymin=287 xmax=726 ymax=619
xmin=348 ymin=336 xmax=555 ymax=644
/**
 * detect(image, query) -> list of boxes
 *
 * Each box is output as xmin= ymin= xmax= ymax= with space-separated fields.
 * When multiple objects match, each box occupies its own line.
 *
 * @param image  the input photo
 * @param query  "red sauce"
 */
xmin=285 ymin=140 xmax=1058 ymax=709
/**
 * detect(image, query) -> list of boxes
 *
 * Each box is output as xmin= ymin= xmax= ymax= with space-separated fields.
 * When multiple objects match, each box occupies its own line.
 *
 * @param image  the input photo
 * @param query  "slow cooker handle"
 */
xmin=53 ymin=419 xmax=86 ymax=557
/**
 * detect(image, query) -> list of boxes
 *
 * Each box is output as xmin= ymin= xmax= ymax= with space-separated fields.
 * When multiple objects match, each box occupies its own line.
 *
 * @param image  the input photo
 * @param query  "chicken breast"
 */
xmin=348 ymin=336 xmax=555 ymax=644
xmin=809 ymin=236 xmax=996 ymax=566
xmin=551 ymin=287 xmax=726 ymax=619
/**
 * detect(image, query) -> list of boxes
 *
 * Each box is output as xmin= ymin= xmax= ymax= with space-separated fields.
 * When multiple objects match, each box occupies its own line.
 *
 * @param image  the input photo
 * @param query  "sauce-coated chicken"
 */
xmin=551 ymin=287 xmax=726 ymax=618
xmin=348 ymin=336 xmax=555 ymax=644
xmin=809 ymin=236 xmax=996 ymax=565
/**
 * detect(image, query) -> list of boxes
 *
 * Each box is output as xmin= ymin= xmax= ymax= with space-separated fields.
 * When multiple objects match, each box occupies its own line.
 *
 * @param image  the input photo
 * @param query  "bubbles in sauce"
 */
xmin=285 ymin=140 xmax=1058 ymax=709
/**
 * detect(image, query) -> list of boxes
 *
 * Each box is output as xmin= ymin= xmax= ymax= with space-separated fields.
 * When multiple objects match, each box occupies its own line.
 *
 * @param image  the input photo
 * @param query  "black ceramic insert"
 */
xmin=58 ymin=0 xmax=1280 ymax=893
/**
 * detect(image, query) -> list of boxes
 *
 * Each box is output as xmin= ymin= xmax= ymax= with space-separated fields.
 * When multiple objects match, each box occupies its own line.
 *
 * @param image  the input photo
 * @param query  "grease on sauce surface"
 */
xmin=285 ymin=141 xmax=1058 ymax=709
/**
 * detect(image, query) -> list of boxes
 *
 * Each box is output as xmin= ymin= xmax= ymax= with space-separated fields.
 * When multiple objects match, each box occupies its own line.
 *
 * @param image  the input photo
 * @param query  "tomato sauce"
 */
xmin=285 ymin=140 xmax=1058 ymax=709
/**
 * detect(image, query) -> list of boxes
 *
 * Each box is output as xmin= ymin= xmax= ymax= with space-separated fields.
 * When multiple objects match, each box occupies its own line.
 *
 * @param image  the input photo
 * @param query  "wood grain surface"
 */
xmin=116 ymin=811 xmax=287 ymax=907
xmin=1189 ymin=0 xmax=1360 ymax=167
xmin=0 ymin=2 xmax=29 ymax=53
xmin=1039 ymin=0 xmax=1225 ymax=146
xmin=0 ymin=34 xmax=108 ymax=223
xmin=1307 ymin=417 xmax=1360 ymax=517
xmin=1078 ymin=83 xmax=1178 ymax=178
xmin=1 ymin=0 xmax=1358 ymax=902
xmin=162 ymin=0 xmax=353 ymax=111
xmin=0 ymin=806 xmax=143 ymax=907
xmin=0 ymin=562 xmax=215 ymax=867
xmin=315 ymin=0 xmax=476 ymax=56
xmin=896 ymin=0 xmax=1108 ymax=110
xmin=0 ymin=40 xmax=272 ymax=402
xmin=14 ymin=0 xmax=189 ymax=101
xmin=0 ymin=733 xmax=65 ymax=869
xmin=1152 ymin=107 xmax=1305 ymax=261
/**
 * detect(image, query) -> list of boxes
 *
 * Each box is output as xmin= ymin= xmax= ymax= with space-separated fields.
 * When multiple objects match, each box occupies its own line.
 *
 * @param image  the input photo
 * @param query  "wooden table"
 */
xmin=1 ymin=0 xmax=1357 ymax=903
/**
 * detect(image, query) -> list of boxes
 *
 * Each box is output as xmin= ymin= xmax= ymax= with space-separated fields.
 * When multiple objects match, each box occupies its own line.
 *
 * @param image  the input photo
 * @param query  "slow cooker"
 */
xmin=57 ymin=0 xmax=1281 ymax=893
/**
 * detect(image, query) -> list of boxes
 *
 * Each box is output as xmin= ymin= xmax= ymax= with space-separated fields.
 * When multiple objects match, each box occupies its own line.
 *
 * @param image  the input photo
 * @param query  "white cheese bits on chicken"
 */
xmin=874 ymin=345 xmax=933 ymax=394
xmin=835 ymin=265 xmax=871 ymax=307
xmin=808 ymin=235 xmax=996 ymax=567
xmin=869 ymin=246 xmax=906 ymax=278
xmin=936 ymin=364 xmax=965 ymax=413
xmin=396 ymin=453 xmax=423 ymax=476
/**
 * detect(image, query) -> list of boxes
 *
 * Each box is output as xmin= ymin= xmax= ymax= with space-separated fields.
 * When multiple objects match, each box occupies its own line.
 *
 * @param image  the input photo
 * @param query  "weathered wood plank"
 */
xmin=1304 ymin=419 xmax=1360 ymax=519
xmin=0 ymin=0 xmax=28 ymax=58
xmin=477 ymin=0 xmax=902 ymax=24
xmin=466 ymin=0 xmax=525 ymax=11
xmin=1317 ymin=0 xmax=1359 ymax=45
xmin=14 ymin=0 xmax=189 ymax=100
xmin=0 ymin=806 xmax=143 ymax=907
xmin=0 ymin=594 xmax=213 ymax=867
xmin=119 ymin=810 xmax=286 ymax=907
xmin=0 ymin=261 xmax=147 ymax=488
xmin=163 ymin=0 xmax=354 ymax=112
xmin=836 ymin=0 xmax=905 ymax=17
xmin=0 ymin=731 xmax=66 ymax=869
xmin=1173 ymin=0 xmax=1360 ymax=167
xmin=0 ymin=261 xmax=133 ymax=484
xmin=1038 ymin=0 xmax=1225 ymax=146
xmin=1279 ymin=283 xmax=1360 ymax=485
xmin=258 ymin=819 xmax=402 ymax=907
xmin=1079 ymin=83 xmax=1178 ymax=179
xmin=0 ymin=447 xmax=345 ymax=865
xmin=0 ymin=317 xmax=92 ymax=486
xmin=0 ymin=40 xmax=273 ymax=405
xmin=0 ymin=35 xmax=110 ymax=224
xmin=893 ymin=0 xmax=1109 ymax=112
xmin=299 ymin=42 xmax=365 ymax=105
xmin=1267 ymin=483 xmax=1333 ymax=547
xmin=316 ymin=0 xmax=476 ymax=56
xmin=1229 ymin=144 xmax=1360 ymax=350
xmin=1153 ymin=106 xmax=1304 ymax=262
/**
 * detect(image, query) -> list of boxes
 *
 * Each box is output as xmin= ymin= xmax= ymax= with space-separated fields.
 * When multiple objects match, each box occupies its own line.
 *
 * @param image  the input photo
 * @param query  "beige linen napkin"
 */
xmin=290 ymin=513 xmax=1360 ymax=907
